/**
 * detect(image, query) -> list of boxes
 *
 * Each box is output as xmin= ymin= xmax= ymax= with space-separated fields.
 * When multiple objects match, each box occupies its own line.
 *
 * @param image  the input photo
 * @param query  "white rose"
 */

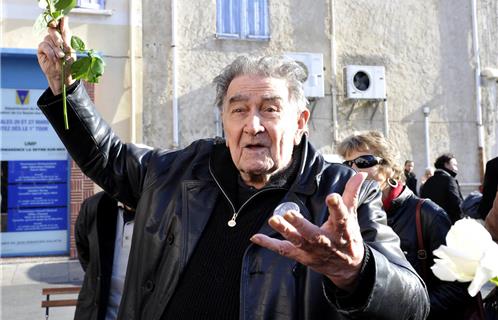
xmin=431 ymin=218 xmax=498 ymax=296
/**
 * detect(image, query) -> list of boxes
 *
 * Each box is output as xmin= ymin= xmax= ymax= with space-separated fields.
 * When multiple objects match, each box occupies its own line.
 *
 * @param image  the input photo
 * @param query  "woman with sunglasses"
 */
xmin=337 ymin=131 xmax=473 ymax=320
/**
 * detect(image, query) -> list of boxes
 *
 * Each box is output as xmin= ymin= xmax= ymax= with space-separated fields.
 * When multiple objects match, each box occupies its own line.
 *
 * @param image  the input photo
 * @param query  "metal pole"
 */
xmin=423 ymin=106 xmax=431 ymax=169
xmin=383 ymin=100 xmax=389 ymax=137
xmin=171 ymin=0 xmax=179 ymax=148
xmin=471 ymin=0 xmax=485 ymax=180
xmin=329 ymin=0 xmax=338 ymax=143
xmin=129 ymin=0 xmax=136 ymax=143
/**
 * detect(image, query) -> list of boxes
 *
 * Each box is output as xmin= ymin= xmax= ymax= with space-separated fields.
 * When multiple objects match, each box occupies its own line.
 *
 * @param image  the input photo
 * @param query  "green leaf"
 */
xmin=70 ymin=57 xmax=92 ymax=80
xmin=54 ymin=0 xmax=76 ymax=14
xmin=71 ymin=36 xmax=86 ymax=52
xmin=33 ymin=13 xmax=50 ymax=34
xmin=87 ymin=56 xmax=105 ymax=83
xmin=490 ymin=277 xmax=498 ymax=286
xmin=50 ymin=10 xmax=64 ymax=22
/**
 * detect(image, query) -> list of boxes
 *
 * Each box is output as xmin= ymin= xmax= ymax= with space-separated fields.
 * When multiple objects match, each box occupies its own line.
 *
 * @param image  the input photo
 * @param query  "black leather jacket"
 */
xmin=38 ymin=81 xmax=429 ymax=320
xmin=388 ymin=187 xmax=472 ymax=319
xmin=420 ymin=169 xmax=463 ymax=224
xmin=75 ymin=192 xmax=119 ymax=320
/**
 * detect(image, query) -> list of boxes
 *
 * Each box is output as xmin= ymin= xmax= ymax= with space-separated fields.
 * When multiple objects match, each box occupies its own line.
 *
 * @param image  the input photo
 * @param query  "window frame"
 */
xmin=216 ymin=0 xmax=270 ymax=41
xmin=77 ymin=0 xmax=105 ymax=10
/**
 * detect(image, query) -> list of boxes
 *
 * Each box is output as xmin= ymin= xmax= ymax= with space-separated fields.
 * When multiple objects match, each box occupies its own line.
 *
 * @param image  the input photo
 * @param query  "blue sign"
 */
xmin=8 ymin=183 xmax=67 ymax=208
xmin=8 ymin=161 xmax=67 ymax=183
xmin=8 ymin=207 xmax=68 ymax=232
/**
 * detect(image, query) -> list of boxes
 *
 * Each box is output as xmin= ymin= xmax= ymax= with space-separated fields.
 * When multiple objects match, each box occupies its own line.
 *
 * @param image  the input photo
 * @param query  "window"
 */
xmin=216 ymin=0 xmax=270 ymax=40
xmin=77 ymin=0 xmax=105 ymax=10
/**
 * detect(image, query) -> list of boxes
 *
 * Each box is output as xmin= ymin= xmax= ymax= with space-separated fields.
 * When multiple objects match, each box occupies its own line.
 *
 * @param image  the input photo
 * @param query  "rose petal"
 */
xmin=480 ymin=242 xmax=498 ymax=275
xmin=431 ymin=259 xmax=458 ymax=281
xmin=433 ymin=246 xmax=479 ymax=279
xmin=468 ymin=265 xmax=494 ymax=297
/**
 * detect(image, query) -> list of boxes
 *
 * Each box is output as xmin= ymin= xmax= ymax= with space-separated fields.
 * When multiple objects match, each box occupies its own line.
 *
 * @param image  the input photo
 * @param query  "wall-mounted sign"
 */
xmin=1 ymin=87 xmax=69 ymax=257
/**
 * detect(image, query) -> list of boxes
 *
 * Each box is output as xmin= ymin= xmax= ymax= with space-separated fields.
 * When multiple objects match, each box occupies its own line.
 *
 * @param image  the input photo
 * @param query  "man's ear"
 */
xmin=294 ymin=108 xmax=310 ymax=145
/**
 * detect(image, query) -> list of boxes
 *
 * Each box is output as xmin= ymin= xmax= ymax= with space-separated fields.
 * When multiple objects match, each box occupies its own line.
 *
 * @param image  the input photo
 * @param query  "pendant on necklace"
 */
xmin=228 ymin=219 xmax=236 ymax=227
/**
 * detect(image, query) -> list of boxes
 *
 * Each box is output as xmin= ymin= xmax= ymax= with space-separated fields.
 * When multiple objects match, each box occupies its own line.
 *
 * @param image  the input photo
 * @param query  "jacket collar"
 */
xmin=387 ymin=185 xmax=415 ymax=214
xmin=434 ymin=168 xmax=456 ymax=178
xmin=208 ymin=135 xmax=320 ymax=197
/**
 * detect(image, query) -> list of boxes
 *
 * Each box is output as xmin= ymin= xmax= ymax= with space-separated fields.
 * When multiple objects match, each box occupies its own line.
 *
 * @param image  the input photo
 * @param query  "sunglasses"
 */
xmin=343 ymin=155 xmax=385 ymax=169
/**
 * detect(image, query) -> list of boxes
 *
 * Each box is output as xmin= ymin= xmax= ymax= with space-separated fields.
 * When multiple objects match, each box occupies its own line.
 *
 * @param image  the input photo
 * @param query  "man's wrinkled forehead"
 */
xmin=227 ymin=94 xmax=284 ymax=105
xmin=223 ymin=75 xmax=290 ymax=105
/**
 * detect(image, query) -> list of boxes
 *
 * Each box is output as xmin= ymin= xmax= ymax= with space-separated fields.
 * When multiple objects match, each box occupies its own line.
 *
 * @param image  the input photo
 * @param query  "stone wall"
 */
xmin=142 ymin=0 xmax=498 ymax=191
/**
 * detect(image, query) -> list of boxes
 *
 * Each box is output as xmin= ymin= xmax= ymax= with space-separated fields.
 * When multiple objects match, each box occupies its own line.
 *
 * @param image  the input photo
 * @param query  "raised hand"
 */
xmin=250 ymin=172 xmax=367 ymax=291
xmin=37 ymin=17 xmax=75 ymax=95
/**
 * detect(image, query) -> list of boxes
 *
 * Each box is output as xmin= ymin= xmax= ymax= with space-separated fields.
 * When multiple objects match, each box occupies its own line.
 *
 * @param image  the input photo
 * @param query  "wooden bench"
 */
xmin=41 ymin=286 xmax=81 ymax=319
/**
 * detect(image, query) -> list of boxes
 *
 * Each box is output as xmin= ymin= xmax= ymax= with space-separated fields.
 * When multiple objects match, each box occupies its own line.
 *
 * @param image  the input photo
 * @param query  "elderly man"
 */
xmin=37 ymin=17 xmax=428 ymax=320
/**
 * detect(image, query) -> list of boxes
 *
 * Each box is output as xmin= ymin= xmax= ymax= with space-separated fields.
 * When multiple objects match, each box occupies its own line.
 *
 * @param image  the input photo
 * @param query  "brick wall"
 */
xmin=68 ymin=81 xmax=96 ymax=259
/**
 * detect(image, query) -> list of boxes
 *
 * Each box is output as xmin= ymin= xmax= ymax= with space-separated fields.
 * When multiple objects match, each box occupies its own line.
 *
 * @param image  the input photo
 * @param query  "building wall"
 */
xmin=2 ymin=0 xmax=142 ymax=257
xmin=2 ymin=0 xmax=142 ymax=143
xmin=143 ymin=0 xmax=498 ymax=193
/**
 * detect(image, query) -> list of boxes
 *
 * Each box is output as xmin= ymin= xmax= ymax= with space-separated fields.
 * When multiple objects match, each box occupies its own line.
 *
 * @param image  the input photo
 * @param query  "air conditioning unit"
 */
xmin=344 ymin=65 xmax=386 ymax=100
xmin=284 ymin=52 xmax=325 ymax=98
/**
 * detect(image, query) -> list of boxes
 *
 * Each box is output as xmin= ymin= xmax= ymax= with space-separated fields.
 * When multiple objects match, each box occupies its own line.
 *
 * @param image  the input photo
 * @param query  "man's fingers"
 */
xmin=280 ymin=211 xmax=328 ymax=246
xmin=341 ymin=172 xmax=367 ymax=209
xmin=59 ymin=17 xmax=72 ymax=53
xmin=325 ymin=193 xmax=350 ymax=225
xmin=250 ymin=234 xmax=299 ymax=259
xmin=38 ymin=39 xmax=62 ymax=64
xmin=268 ymin=214 xmax=305 ymax=247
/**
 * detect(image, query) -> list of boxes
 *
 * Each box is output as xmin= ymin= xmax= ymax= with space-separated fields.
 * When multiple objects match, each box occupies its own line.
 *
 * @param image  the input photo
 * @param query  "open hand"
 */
xmin=250 ymin=172 xmax=367 ymax=291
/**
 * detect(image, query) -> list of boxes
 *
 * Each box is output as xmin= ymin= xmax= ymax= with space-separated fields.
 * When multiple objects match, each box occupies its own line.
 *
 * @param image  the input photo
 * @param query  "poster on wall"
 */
xmin=1 ymin=88 xmax=69 ymax=257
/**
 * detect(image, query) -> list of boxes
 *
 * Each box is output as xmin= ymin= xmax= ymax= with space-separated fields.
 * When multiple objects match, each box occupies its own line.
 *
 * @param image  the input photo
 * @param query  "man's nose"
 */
xmin=243 ymin=112 xmax=265 ymax=135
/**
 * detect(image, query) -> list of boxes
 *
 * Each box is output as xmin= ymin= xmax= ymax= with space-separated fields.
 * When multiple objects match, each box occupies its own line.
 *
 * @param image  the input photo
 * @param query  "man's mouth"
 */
xmin=245 ymin=143 xmax=266 ymax=150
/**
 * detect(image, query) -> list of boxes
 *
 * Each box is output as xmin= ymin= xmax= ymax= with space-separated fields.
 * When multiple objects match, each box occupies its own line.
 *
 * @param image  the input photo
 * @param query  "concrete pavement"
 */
xmin=1 ymin=257 xmax=84 ymax=320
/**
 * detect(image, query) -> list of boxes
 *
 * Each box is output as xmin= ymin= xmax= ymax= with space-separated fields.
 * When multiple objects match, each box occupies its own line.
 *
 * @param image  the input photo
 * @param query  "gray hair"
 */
xmin=213 ymin=55 xmax=308 ymax=110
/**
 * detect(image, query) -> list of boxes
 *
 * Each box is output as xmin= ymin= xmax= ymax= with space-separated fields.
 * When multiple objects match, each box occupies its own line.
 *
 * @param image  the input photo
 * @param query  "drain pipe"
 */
xmin=471 ymin=0 xmax=485 ymax=180
xmin=129 ymin=0 xmax=136 ymax=143
xmin=383 ymin=100 xmax=389 ymax=137
xmin=423 ymin=106 xmax=431 ymax=169
xmin=171 ymin=0 xmax=179 ymax=148
xmin=329 ymin=0 xmax=338 ymax=143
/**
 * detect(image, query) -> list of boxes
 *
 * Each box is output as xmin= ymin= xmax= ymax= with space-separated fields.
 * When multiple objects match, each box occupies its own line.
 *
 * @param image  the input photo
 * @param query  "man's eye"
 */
xmin=231 ymin=107 xmax=244 ymax=113
xmin=263 ymin=106 xmax=278 ymax=113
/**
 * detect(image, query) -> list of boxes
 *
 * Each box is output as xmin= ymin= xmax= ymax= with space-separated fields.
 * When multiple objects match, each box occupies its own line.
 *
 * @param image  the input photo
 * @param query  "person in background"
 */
xmin=338 ymin=131 xmax=473 ymax=320
xmin=419 ymin=167 xmax=434 ymax=194
xmin=75 ymin=191 xmax=135 ymax=320
xmin=404 ymin=160 xmax=418 ymax=195
xmin=420 ymin=153 xmax=464 ymax=224
xmin=478 ymin=156 xmax=498 ymax=220
xmin=36 ymin=17 xmax=429 ymax=319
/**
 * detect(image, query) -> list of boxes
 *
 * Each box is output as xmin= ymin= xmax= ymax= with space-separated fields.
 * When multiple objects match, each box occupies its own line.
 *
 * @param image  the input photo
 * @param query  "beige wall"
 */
xmin=2 ymin=0 xmax=142 ymax=143
xmin=142 ymin=0 xmax=498 ymax=193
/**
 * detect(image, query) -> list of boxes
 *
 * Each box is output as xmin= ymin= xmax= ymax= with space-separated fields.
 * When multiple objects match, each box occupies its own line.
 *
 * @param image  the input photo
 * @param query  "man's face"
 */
xmin=222 ymin=74 xmax=309 ymax=188
xmin=405 ymin=161 xmax=414 ymax=172
xmin=445 ymin=158 xmax=458 ymax=173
